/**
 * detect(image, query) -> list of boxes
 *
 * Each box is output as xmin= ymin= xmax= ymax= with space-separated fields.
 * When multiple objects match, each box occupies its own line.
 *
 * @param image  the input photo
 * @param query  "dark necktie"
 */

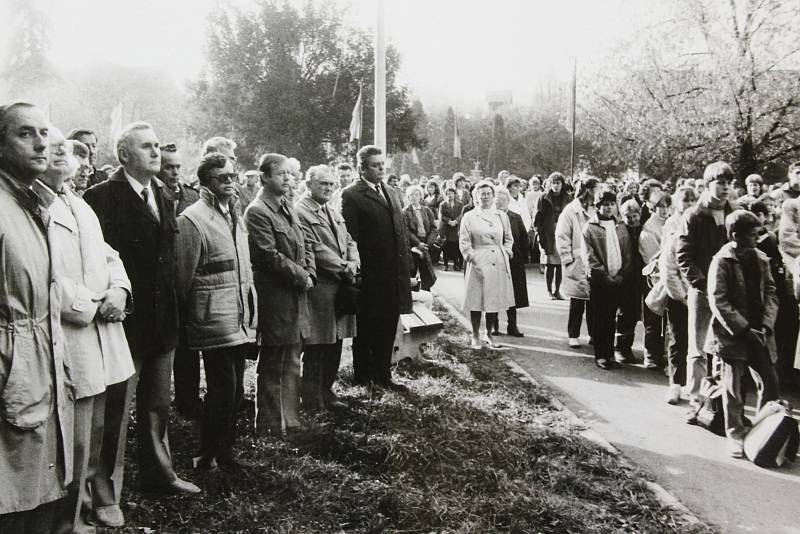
xmin=141 ymin=187 xmax=159 ymax=222
xmin=375 ymin=183 xmax=387 ymax=204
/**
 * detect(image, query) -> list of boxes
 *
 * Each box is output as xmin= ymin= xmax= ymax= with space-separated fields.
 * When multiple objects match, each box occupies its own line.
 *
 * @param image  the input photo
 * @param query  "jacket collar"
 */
xmin=588 ymin=213 xmax=618 ymax=225
xmin=298 ymin=192 xmax=325 ymax=212
xmin=716 ymin=241 xmax=769 ymax=263
xmin=109 ymin=167 xmax=167 ymax=190
xmin=199 ymin=185 xmax=234 ymax=213
xmin=0 ymin=168 xmax=49 ymax=222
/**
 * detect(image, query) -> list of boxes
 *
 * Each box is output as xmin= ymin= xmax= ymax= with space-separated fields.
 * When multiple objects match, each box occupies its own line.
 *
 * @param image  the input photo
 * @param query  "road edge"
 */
xmin=434 ymin=292 xmax=704 ymax=527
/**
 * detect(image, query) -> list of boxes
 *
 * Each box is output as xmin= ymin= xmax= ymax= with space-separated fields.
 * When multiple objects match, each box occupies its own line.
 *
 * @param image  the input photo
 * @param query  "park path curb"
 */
xmin=433 ymin=293 xmax=704 ymax=528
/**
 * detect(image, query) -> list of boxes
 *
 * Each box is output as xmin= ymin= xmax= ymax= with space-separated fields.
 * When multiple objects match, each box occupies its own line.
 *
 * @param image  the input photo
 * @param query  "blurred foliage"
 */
xmin=190 ymin=0 xmax=427 ymax=169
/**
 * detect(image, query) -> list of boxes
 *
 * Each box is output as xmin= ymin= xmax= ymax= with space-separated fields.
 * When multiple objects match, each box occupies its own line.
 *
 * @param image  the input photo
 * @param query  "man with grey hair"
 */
xmin=201 ymin=136 xmax=237 ymax=162
xmin=296 ymin=165 xmax=359 ymax=411
xmin=84 ymin=122 xmax=199 ymax=518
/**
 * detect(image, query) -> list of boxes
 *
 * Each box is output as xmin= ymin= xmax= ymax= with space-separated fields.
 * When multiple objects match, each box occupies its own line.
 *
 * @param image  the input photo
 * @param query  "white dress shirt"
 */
xmin=125 ymin=171 xmax=160 ymax=223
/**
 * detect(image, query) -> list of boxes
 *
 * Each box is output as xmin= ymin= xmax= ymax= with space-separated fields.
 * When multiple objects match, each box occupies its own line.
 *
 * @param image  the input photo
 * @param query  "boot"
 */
xmin=506 ymin=309 xmax=524 ymax=337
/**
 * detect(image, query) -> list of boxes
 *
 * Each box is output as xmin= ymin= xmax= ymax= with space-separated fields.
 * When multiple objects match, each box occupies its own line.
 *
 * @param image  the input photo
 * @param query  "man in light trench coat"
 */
xmin=295 ymin=165 xmax=360 ymax=411
xmin=0 ymin=102 xmax=74 ymax=533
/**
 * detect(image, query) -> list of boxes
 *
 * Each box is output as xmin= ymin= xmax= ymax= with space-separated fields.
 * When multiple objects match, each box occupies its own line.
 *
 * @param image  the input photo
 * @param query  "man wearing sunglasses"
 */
xmin=176 ymin=153 xmax=257 ymax=470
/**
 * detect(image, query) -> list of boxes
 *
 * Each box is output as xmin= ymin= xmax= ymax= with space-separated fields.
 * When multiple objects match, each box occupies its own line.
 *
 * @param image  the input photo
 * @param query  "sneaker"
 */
xmin=664 ymin=384 xmax=681 ymax=405
xmin=726 ymin=439 xmax=744 ymax=459
xmin=568 ymin=338 xmax=581 ymax=348
xmin=643 ymin=358 xmax=660 ymax=369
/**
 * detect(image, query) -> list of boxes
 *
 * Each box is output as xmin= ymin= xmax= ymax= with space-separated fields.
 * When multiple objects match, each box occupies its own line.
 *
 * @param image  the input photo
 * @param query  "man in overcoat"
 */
xmin=296 ymin=165 xmax=360 ymax=412
xmin=34 ymin=127 xmax=136 ymax=532
xmin=0 ymin=102 xmax=74 ymax=532
xmin=341 ymin=145 xmax=412 ymax=389
xmin=245 ymin=153 xmax=315 ymax=435
xmin=83 ymin=122 xmax=199 ymax=514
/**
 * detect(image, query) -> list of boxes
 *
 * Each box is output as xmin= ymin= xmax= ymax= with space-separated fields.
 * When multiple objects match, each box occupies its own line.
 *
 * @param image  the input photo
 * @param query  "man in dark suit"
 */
xmin=341 ymin=145 xmax=412 ymax=390
xmin=83 ymin=122 xmax=199 ymax=522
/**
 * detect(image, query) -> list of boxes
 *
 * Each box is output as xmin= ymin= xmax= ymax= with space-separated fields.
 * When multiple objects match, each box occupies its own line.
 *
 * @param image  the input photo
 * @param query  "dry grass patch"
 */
xmin=107 ymin=301 xmax=715 ymax=533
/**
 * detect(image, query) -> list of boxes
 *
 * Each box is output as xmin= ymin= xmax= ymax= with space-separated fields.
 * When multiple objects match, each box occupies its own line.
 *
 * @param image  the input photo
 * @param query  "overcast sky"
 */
xmin=3 ymin=0 xmax=653 ymax=110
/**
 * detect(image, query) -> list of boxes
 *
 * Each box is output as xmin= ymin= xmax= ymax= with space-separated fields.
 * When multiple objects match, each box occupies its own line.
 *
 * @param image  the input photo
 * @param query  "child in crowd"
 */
xmin=706 ymin=210 xmax=780 ymax=458
xmin=614 ymin=199 xmax=642 ymax=363
xmin=583 ymin=192 xmax=633 ymax=369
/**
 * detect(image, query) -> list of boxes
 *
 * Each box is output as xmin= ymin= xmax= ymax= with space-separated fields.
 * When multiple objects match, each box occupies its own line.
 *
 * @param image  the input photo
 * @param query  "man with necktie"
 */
xmin=84 ymin=122 xmax=199 ymax=521
xmin=341 ymin=145 xmax=412 ymax=390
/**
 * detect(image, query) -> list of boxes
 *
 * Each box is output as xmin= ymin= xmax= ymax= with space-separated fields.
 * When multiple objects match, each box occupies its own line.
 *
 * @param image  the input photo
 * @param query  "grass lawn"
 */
xmin=107 ymin=301 xmax=715 ymax=533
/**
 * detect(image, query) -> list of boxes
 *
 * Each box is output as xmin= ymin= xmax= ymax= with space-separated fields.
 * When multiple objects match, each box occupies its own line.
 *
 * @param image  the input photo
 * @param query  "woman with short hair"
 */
xmin=459 ymin=180 xmax=515 ymax=348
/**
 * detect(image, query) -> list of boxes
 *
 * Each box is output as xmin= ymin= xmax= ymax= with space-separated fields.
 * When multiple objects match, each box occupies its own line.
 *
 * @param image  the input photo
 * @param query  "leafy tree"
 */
xmin=190 ymin=0 xmax=425 ymax=169
xmin=582 ymin=0 xmax=800 ymax=181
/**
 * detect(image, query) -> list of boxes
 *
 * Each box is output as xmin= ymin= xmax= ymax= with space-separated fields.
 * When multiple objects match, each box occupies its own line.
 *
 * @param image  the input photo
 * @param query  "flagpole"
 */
xmin=374 ymin=0 xmax=387 ymax=152
xmin=569 ymin=57 xmax=577 ymax=182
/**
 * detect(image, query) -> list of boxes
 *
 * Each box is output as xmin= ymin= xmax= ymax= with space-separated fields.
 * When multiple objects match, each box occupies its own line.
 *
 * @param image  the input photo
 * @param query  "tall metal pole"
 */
xmin=569 ymin=58 xmax=577 ymax=182
xmin=374 ymin=0 xmax=387 ymax=152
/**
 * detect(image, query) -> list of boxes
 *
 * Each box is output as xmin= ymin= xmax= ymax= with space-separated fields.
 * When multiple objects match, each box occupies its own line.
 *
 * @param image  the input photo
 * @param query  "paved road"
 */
xmin=434 ymin=266 xmax=800 ymax=534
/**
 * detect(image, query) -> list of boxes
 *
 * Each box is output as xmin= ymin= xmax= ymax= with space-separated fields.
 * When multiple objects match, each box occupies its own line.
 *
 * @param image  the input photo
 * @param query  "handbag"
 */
xmin=334 ymin=274 xmax=362 ymax=317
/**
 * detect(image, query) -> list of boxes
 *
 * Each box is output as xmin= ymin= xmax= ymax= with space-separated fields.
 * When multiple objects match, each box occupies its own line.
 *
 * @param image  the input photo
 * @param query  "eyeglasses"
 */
xmin=211 ymin=173 xmax=238 ymax=183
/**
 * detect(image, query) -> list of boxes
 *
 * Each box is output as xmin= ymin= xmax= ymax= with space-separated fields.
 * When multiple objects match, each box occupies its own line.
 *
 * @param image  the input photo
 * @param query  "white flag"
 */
xmin=349 ymin=89 xmax=363 ymax=142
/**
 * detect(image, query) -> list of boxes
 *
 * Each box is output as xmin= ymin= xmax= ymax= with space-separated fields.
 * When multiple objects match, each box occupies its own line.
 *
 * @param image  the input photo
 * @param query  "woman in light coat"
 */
xmin=459 ymin=180 xmax=515 ymax=349
xmin=555 ymin=177 xmax=600 ymax=347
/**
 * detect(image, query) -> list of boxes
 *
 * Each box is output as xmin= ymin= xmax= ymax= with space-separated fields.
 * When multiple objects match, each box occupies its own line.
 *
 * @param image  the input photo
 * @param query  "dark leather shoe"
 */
xmin=595 ymin=358 xmax=612 ymax=370
xmin=507 ymin=326 xmax=524 ymax=337
xmin=142 ymin=477 xmax=201 ymax=495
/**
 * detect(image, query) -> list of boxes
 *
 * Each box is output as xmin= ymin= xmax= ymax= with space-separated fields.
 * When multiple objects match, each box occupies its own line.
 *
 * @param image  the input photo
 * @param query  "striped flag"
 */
xmin=349 ymin=88 xmax=363 ymax=142
xmin=453 ymin=116 xmax=462 ymax=159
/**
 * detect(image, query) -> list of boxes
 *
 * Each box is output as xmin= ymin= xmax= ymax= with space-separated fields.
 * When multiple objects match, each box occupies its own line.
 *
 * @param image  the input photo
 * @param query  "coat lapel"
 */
xmin=110 ymin=171 xmax=159 ymax=226
xmin=358 ymin=180 xmax=391 ymax=211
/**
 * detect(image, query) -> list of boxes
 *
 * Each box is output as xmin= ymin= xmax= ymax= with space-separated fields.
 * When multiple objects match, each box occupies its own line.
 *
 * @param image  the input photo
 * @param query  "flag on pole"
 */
xmin=349 ymin=88 xmax=363 ymax=142
xmin=453 ymin=116 xmax=462 ymax=159
xmin=109 ymin=102 xmax=124 ymax=142
xmin=565 ymin=58 xmax=576 ymax=133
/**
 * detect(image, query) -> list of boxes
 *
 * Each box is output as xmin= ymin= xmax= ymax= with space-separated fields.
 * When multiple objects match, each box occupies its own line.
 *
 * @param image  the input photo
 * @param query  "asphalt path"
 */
xmin=434 ymin=265 xmax=800 ymax=534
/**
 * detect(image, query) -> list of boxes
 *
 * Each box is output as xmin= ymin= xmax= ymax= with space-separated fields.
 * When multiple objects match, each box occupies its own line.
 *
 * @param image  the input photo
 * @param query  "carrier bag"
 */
xmin=744 ymin=401 xmax=799 ymax=468
xmin=693 ymin=376 xmax=726 ymax=436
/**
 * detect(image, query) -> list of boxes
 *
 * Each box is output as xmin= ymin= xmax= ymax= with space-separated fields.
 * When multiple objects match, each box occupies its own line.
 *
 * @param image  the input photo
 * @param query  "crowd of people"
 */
xmin=1 ymin=98 xmax=799 ymax=532
xmin=447 ymin=160 xmax=800 ymax=461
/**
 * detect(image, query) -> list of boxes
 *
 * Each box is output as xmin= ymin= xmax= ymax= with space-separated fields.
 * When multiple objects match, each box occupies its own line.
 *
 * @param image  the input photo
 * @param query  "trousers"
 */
xmin=256 ymin=344 xmax=302 ymax=434
xmin=200 ymin=346 xmax=245 ymax=461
